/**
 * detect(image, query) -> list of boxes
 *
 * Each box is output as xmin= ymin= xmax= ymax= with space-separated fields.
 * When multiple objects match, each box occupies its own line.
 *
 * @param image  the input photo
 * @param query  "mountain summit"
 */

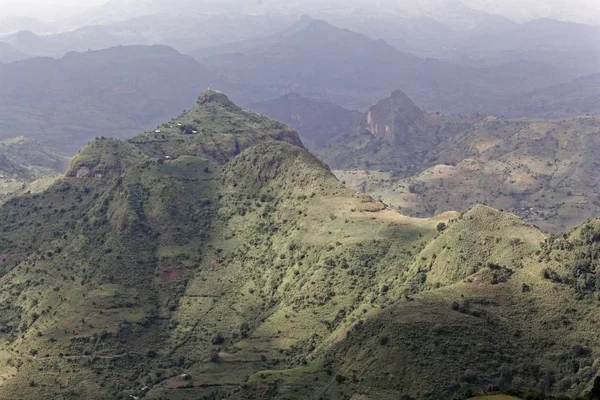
xmin=359 ymin=89 xmax=426 ymax=145
xmin=0 ymin=90 xmax=460 ymax=399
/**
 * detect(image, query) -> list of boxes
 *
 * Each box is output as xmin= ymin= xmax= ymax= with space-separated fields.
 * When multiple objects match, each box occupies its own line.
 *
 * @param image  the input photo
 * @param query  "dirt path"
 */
xmin=7 ymin=350 xmax=127 ymax=361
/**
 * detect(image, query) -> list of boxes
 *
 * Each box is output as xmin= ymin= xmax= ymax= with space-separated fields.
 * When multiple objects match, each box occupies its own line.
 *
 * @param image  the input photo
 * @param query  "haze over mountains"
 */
xmin=0 ymin=17 xmax=596 ymax=153
xmin=0 ymin=42 xmax=30 ymax=64
xmin=4 ymin=0 xmax=599 ymax=29
xmin=249 ymin=93 xmax=362 ymax=153
xmin=0 ymin=45 xmax=225 ymax=153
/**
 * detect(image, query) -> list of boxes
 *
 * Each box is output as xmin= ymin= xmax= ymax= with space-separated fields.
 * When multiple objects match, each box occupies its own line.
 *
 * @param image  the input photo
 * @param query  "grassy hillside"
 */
xmin=0 ymin=91 xmax=599 ymax=400
xmin=0 ymin=90 xmax=440 ymax=399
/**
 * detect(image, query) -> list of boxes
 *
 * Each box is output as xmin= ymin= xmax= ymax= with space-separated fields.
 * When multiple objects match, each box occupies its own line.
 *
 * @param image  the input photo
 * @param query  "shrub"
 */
xmin=542 ymin=268 xmax=566 ymax=284
xmin=240 ymin=322 xmax=250 ymax=338
xmin=211 ymin=333 xmax=225 ymax=345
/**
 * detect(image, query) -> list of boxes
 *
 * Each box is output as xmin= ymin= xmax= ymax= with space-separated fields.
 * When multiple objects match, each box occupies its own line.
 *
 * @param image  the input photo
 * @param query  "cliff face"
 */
xmin=359 ymin=90 xmax=426 ymax=146
xmin=317 ymin=90 xmax=476 ymax=172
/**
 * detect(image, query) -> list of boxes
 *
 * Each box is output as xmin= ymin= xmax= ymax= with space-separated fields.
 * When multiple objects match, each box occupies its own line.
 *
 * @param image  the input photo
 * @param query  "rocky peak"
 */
xmin=359 ymin=90 xmax=425 ymax=144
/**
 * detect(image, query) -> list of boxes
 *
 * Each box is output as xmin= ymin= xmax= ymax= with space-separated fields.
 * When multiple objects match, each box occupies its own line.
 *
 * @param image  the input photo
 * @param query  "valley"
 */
xmin=0 ymin=136 xmax=67 ymax=201
xmin=261 ymin=90 xmax=600 ymax=233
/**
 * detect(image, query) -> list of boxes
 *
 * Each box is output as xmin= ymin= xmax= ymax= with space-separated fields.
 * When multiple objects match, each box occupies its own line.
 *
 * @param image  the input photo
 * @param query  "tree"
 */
xmin=437 ymin=222 xmax=447 ymax=232
xmin=589 ymin=376 xmax=600 ymax=399
xmin=240 ymin=322 xmax=250 ymax=338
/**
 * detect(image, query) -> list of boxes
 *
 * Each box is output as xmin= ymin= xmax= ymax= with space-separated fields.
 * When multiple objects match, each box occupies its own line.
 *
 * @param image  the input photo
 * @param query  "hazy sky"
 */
xmin=2 ymin=0 xmax=107 ymax=21
xmin=2 ymin=0 xmax=599 ymax=24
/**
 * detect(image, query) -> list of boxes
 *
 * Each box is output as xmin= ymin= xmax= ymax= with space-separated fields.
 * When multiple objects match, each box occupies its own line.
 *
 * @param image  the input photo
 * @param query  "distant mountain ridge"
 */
xmin=318 ymin=90 xmax=484 ymax=173
xmin=1 ymin=27 xmax=149 ymax=58
xmin=201 ymin=19 xmax=579 ymax=113
xmin=0 ymin=45 xmax=226 ymax=153
xmin=248 ymin=92 xmax=361 ymax=152
xmin=497 ymin=73 xmax=600 ymax=117
xmin=0 ymin=41 xmax=30 ymax=63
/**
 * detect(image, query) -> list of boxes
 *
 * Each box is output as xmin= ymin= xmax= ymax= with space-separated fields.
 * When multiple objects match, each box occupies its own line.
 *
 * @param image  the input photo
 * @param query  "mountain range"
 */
xmin=0 ymin=45 xmax=224 ymax=153
xmin=0 ymin=12 xmax=298 ymax=58
xmin=1 ymin=2 xmax=600 ymax=400
xmin=310 ymin=90 xmax=600 ymax=233
xmin=0 ymin=27 xmax=148 ymax=59
xmin=499 ymin=73 xmax=600 ymax=118
xmin=0 ymin=91 xmax=599 ymax=400
xmin=199 ymin=19 xmax=588 ymax=114
xmin=1 ymin=15 xmax=597 ymax=119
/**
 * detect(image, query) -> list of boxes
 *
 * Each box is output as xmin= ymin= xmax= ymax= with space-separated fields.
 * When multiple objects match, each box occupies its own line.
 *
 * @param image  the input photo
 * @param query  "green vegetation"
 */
xmin=0 ymin=91 xmax=600 ymax=400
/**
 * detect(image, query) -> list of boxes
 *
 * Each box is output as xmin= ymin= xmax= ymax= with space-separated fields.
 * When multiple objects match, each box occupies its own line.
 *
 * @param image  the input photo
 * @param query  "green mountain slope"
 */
xmin=0 ymin=91 xmax=599 ymax=400
xmin=0 ymin=90 xmax=445 ymax=399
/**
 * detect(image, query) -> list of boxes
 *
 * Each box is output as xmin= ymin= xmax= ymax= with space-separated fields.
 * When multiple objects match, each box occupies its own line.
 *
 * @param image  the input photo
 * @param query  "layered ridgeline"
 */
xmin=248 ymin=92 xmax=362 ymax=153
xmin=199 ymin=19 xmax=593 ymax=116
xmin=0 ymin=90 xmax=599 ymax=400
xmin=328 ymin=90 xmax=600 ymax=232
xmin=0 ymin=42 xmax=31 ymax=64
xmin=0 ymin=45 xmax=225 ymax=154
